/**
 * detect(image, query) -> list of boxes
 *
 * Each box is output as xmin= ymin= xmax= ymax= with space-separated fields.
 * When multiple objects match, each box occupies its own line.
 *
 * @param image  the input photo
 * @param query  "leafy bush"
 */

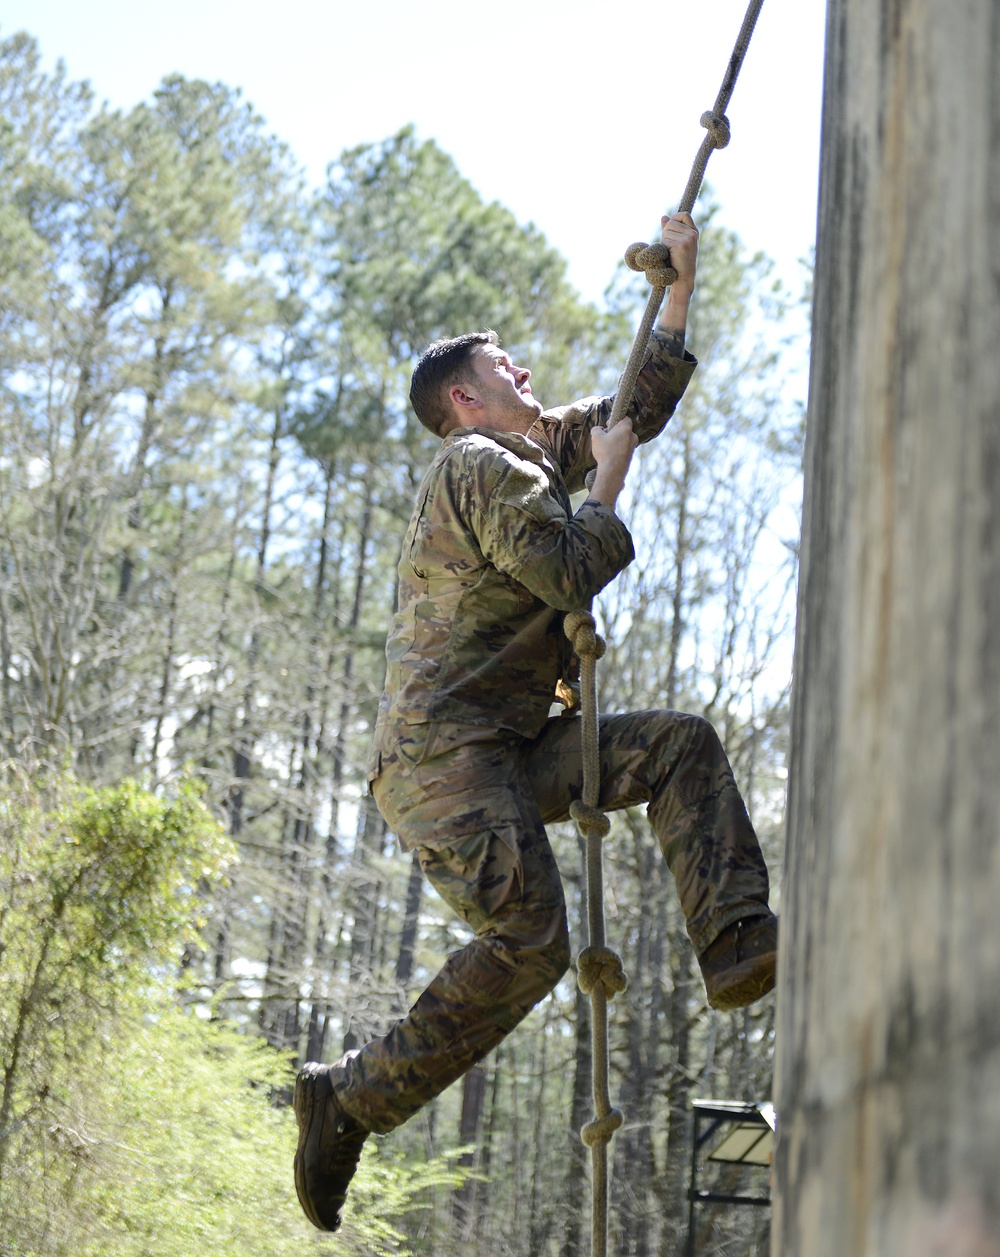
xmin=0 ymin=766 xmax=469 ymax=1255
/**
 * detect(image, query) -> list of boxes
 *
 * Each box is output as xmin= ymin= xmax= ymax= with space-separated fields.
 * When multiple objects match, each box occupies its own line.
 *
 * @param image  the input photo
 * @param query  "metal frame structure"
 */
xmin=685 ymin=1099 xmax=774 ymax=1257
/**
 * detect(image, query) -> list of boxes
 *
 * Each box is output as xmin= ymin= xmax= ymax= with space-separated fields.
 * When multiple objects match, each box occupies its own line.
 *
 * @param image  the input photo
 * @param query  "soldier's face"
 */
xmin=471 ymin=345 xmax=544 ymax=432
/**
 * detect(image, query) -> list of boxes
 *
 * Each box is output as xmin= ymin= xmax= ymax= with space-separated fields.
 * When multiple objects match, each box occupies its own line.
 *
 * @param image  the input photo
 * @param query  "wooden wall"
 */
xmin=773 ymin=1 xmax=1000 ymax=1253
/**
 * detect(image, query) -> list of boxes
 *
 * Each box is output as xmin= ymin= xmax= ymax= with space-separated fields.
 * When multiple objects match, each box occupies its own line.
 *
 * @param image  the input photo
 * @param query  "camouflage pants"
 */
xmin=339 ymin=710 xmax=770 ymax=1133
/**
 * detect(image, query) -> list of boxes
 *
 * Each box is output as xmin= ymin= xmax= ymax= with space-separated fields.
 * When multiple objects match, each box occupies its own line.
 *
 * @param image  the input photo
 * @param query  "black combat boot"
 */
xmin=293 ymin=1059 xmax=370 ymax=1232
xmin=698 ymin=914 xmax=778 ymax=1010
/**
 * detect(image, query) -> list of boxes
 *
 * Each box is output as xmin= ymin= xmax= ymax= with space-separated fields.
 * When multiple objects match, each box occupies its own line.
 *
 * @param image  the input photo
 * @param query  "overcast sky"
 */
xmin=3 ymin=0 xmax=827 ymax=306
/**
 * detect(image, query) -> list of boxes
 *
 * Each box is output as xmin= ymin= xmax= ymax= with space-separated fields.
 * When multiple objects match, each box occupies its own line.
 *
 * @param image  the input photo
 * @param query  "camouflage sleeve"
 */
xmin=470 ymin=450 xmax=635 ymax=612
xmin=529 ymin=331 xmax=698 ymax=494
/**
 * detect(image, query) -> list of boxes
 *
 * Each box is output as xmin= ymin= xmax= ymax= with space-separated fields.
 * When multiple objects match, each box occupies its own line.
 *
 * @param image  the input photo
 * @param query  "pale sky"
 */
xmin=3 ymin=0 xmax=827 ymax=306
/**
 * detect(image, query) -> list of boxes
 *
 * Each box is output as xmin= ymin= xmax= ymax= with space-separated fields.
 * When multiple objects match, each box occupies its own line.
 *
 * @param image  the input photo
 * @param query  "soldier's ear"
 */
xmin=448 ymin=382 xmax=483 ymax=412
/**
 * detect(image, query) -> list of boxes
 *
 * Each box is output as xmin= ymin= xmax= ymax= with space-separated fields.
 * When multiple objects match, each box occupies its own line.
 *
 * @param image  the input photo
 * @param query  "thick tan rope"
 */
xmin=565 ymin=4 xmax=766 ymax=1254
xmin=605 ymin=0 xmax=767 ymax=438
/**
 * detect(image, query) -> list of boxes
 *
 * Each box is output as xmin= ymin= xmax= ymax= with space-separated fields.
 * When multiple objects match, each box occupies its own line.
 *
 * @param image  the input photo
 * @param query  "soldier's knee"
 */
xmin=648 ymin=709 xmax=721 ymax=755
xmin=498 ymin=905 xmax=569 ymax=1014
xmin=641 ymin=711 xmax=731 ymax=800
xmin=686 ymin=712 xmax=722 ymax=751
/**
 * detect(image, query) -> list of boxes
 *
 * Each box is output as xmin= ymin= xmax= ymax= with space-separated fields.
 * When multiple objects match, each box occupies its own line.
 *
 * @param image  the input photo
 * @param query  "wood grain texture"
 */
xmin=773 ymin=1 xmax=1000 ymax=1254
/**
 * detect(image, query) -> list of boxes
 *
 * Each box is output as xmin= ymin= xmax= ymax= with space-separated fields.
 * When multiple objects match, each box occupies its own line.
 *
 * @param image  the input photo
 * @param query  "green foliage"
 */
xmin=0 ymin=768 xmax=467 ymax=1256
xmin=0 ymin=766 xmax=235 ymax=1184
xmin=2 ymin=992 xmax=470 ymax=1257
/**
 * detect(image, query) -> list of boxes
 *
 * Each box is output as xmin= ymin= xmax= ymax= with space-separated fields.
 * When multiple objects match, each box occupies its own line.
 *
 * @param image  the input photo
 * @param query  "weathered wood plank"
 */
xmin=774 ymin=1 xmax=1000 ymax=1253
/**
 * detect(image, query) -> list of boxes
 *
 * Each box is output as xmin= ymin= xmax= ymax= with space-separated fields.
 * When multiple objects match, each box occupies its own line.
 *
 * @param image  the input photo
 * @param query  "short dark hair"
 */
xmin=409 ymin=330 xmax=499 ymax=436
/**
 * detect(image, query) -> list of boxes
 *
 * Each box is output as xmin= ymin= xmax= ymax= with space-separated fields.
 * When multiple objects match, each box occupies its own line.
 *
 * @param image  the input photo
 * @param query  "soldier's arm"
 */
xmin=470 ymin=449 xmax=635 ymax=613
xmin=652 ymin=210 xmax=698 ymax=359
xmin=531 ymin=336 xmax=696 ymax=494
xmin=588 ymin=417 xmax=638 ymax=511
xmin=531 ymin=213 xmax=700 ymax=493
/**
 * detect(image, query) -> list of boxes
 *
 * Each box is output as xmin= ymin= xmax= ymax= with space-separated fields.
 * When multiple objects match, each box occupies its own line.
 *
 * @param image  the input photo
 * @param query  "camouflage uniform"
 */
xmin=339 ymin=333 xmax=772 ymax=1134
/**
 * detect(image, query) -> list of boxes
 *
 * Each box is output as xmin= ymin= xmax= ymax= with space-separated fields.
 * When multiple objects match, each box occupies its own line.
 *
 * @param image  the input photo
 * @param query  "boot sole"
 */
xmin=707 ymin=954 xmax=776 ymax=1011
xmin=293 ymin=1066 xmax=336 ymax=1231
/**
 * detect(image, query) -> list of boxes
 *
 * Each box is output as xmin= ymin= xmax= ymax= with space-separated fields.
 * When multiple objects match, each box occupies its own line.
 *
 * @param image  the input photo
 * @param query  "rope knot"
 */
xmin=563 ymin=610 xmax=605 ymax=660
xmin=577 ymin=945 xmax=629 ymax=998
xmin=581 ymin=1108 xmax=624 ymax=1147
xmin=624 ymin=240 xmax=677 ymax=289
xmin=569 ymin=799 xmax=611 ymax=839
xmin=700 ymin=110 xmax=731 ymax=149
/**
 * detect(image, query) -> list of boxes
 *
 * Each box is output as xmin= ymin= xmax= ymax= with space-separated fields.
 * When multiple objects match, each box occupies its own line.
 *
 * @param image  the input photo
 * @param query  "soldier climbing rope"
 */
xmin=566 ymin=3 xmax=767 ymax=1253
xmin=292 ymin=3 xmax=777 ymax=1243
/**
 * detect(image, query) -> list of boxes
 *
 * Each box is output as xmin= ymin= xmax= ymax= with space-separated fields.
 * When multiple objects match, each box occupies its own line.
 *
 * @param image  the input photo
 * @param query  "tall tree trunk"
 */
xmin=118 ymin=294 xmax=170 ymax=604
xmin=0 ymin=559 xmax=14 ymax=751
xmin=451 ymin=1064 xmax=487 ymax=1237
xmin=665 ymin=428 xmax=692 ymax=709
xmin=149 ymin=488 xmax=188 ymax=775
xmin=561 ymin=979 xmax=592 ymax=1257
xmin=226 ymin=403 xmax=283 ymax=842
xmin=617 ymin=815 xmax=654 ymax=1254
xmin=300 ymin=467 xmax=379 ymax=1054
xmin=661 ymin=898 xmax=694 ymax=1257
xmin=264 ymin=461 xmax=340 ymax=1052
xmin=477 ymin=1052 xmax=503 ymax=1241
xmin=394 ymin=850 xmax=423 ymax=988
xmin=342 ymin=794 xmax=387 ymax=1052
xmin=215 ymin=407 xmax=283 ymax=992
xmin=528 ymin=1003 xmax=554 ymax=1256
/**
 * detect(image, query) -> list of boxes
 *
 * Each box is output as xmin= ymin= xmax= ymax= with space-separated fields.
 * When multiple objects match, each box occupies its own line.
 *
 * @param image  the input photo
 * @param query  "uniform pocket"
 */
xmin=392 ymin=723 xmax=438 ymax=771
xmin=417 ymin=824 xmax=525 ymax=934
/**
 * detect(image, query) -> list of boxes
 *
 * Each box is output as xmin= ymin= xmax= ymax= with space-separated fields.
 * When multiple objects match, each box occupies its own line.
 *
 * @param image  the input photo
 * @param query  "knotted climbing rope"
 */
xmin=565 ymin=3 xmax=766 ymax=1253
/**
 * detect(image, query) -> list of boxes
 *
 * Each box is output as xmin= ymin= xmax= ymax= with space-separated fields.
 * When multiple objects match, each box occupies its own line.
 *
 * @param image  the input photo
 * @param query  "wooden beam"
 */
xmin=774 ymin=0 xmax=1000 ymax=1253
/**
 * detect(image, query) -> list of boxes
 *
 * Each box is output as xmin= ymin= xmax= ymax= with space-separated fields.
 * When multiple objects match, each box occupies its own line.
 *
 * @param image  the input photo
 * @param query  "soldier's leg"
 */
xmin=523 ymin=710 xmax=770 ymax=955
xmin=334 ymin=733 xmax=569 ymax=1134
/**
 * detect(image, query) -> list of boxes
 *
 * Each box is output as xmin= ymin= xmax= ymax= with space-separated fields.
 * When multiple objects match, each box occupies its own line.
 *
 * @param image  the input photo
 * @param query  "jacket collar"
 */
xmin=445 ymin=425 xmax=547 ymax=463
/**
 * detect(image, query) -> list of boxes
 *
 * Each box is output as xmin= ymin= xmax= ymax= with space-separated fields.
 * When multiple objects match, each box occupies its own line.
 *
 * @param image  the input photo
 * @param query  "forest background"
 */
xmin=1 ymin=19 xmax=810 ymax=1257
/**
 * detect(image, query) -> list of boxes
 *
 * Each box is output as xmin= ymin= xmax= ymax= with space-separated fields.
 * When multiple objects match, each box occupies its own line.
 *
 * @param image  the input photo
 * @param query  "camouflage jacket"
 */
xmin=371 ymin=333 xmax=697 ymax=760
